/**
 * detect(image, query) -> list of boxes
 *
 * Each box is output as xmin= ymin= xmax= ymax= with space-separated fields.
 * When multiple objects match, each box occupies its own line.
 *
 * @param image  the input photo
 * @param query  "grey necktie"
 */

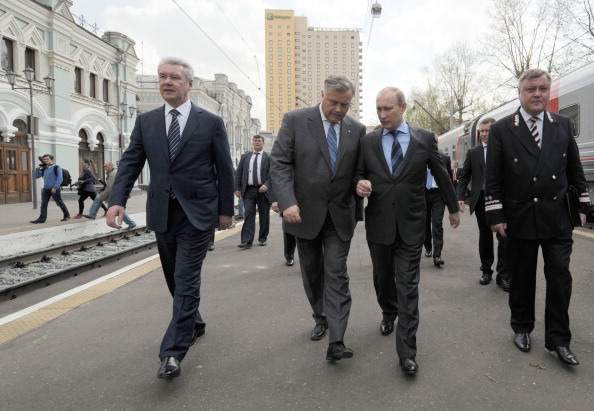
xmin=168 ymin=109 xmax=182 ymax=160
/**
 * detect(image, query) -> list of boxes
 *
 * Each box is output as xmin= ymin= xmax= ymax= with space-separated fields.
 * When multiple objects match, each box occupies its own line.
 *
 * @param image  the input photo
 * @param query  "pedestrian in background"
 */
xmin=74 ymin=159 xmax=106 ymax=219
xmin=30 ymin=154 xmax=70 ymax=224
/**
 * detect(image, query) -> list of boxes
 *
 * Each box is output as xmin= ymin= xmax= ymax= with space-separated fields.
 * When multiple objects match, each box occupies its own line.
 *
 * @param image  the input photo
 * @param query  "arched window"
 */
xmin=78 ymin=129 xmax=92 ymax=174
xmin=95 ymin=133 xmax=105 ymax=180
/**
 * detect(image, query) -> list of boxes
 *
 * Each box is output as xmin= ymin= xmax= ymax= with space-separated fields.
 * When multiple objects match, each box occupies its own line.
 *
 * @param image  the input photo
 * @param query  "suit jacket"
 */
xmin=485 ymin=109 xmax=590 ymax=239
xmin=270 ymin=105 xmax=366 ymax=241
xmin=456 ymin=144 xmax=486 ymax=214
xmin=356 ymin=125 xmax=459 ymax=246
xmin=109 ymin=103 xmax=235 ymax=233
xmin=235 ymin=151 xmax=272 ymax=199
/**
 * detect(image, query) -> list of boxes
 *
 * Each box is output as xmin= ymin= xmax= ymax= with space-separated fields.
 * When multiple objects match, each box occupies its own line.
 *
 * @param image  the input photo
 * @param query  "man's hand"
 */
xmin=258 ymin=184 xmax=268 ymax=193
xmin=356 ymin=180 xmax=372 ymax=198
xmin=106 ymin=205 xmax=125 ymax=229
xmin=449 ymin=211 xmax=461 ymax=228
xmin=219 ymin=215 xmax=233 ymax=230
xmin=491 ymin=223 xmax=507 ymax=238
xmin=271 ymin=202 xmax=279 ymax=213
xmin=234 ymin=191 xmax=241 ymax=198
xmin=458 ymin=200 xmax=465 ymax=212
xmin=579 ymin=213 xmax=587 ymax=226
xmin=283 ymin=205 xmax=301 ymax=224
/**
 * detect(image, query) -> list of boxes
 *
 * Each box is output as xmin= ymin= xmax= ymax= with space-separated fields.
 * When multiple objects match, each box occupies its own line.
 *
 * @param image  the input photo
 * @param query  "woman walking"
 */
xmin=74 ymin=160 xmax=106 ymax=218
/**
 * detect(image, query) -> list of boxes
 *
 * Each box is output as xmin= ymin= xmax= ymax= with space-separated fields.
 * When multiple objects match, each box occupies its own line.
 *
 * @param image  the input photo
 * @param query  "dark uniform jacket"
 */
xmin=270 ymin=105 xmax=366 ymax=241
xmin=485 ymin=109 xmax=590 ymax=239
xmin=355 ymin=125 xmax=459 ymax=246
xmin=235 ymin=151 xmax=272 ymax=200
xmin=456 ymin=144 xmax=486 ymax=214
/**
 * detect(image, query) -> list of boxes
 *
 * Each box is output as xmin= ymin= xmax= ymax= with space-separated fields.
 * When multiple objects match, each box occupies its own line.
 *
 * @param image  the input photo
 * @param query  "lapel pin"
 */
xmin=513 ymin=114 xmax=519 ymax=127
xmin=547 ymin=112 xmax=554 ymax=123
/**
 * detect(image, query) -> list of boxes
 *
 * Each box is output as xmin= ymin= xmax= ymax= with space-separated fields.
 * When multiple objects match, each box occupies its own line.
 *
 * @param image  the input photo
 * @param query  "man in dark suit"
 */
xmin=486 ymin=68 xmax=590 ymax=366
xmin=271 ymin=75 xmax=366 ymax=362
xmin=457 ymin=118 xmax=509 ymax=291
xmin=424 ymin=152 xmax=453 ymax=267
xmin=106 ymin=57 xmax=234 ymax=379
xmin=356 ymin=87 xmax=460 ymax=376
xmin=235 ymin=135 xmax=272 ymax=248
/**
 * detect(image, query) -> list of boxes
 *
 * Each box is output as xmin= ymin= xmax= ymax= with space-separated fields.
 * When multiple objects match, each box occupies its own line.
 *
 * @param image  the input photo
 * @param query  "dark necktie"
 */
xmin=391 ymin=131 xmax=403 ymax=176
xmin=327 ymin=123 xmax=338 ymax=172
xmin=529 ymin=116 xmax=541 ymax=148
xmin=168 ymin=109 xmax=182 ymax=160
xmin=253 ymin=152 xmax=261 ymax=185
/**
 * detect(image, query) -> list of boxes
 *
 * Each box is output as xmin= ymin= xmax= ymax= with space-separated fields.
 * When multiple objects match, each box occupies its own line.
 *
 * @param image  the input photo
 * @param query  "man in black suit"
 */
xmin=271 ymin=75 xmax=366 ymax=362
xmin=424 ymin=152 xmax=453 ymax=267
xmin=457 ymin=118 xmax=509 ymax=291
xmin=106 ymin=57 xmax=234 ymax=379
xmin=486 ymin=68 xmax=590 ymax=366
xmin=356 ymin=87 xmax=460 ymax=376
xmin=235 ymin=135 xmax=272 ymax=248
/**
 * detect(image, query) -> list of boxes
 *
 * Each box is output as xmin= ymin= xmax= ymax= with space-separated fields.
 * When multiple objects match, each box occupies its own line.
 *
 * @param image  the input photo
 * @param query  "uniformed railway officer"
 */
xmin=485 ymin=68 xmax=590 ymax=366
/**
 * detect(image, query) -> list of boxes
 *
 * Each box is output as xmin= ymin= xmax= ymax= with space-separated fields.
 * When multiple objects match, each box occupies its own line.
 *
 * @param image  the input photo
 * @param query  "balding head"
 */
xmin=104 ymin=162 xmax=115 ymax=173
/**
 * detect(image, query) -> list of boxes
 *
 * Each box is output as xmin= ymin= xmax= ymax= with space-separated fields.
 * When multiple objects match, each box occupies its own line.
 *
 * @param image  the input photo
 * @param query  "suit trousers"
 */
xmin=424 ymin=188 xmax=445 ymax=257
xmin=155 ymin=199 xmax=210 ymax=361
xmin=241 ymin=186 xmax=270 ymax=244
xmin=284 ymin=230 xmax=296 ymax=259
xmin=368 ymin=236 xmax=422 ymax=360
xmin=296 ymin=214 xmax=352 ymax=343
xmin=474 ymin=192 xmax=506 ymax=278
xmin=506 ymin=235 xmax=573 ymax=348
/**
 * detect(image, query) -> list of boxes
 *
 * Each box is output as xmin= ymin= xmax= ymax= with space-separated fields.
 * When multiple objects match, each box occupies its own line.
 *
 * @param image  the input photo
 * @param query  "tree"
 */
xmin=406 ymin=81 xmax=451 ymax=135
xmin=559 ymin=0 xmax=594 ymax=55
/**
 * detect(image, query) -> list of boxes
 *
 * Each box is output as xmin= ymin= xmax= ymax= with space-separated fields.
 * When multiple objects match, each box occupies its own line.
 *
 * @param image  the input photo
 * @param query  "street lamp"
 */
xmin=6 ymin=68 xmax=55 ymax=210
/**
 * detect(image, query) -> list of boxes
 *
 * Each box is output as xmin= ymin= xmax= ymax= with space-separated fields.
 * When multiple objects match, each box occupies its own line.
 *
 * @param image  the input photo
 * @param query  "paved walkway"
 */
xmin=1 ymin=214 xmax=593 ymax=410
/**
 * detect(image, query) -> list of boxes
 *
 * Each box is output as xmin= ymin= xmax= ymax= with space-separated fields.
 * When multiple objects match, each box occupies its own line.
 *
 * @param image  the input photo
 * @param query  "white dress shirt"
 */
xmin=319 ymin=104 xmax=341 ymax=146
xmin=520 ymin=107 xmax=544 ymax=145
xmin=165 ymin=99 xmax=192 ymax=136
xmin=248 ymin=151 xmax=263 ymax=186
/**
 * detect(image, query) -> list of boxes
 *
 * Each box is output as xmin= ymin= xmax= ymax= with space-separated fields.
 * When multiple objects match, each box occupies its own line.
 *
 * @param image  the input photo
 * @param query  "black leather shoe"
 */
xmin=190 ymin=326 xmax=205 ymax=346
xmin=285 ymin=257 xmax=294 ymax=266
xmin=310 ymin=323 xmax=328 ymax=341
xmin=400 ymin=358 xmax=418 ymax=376
xmin=496 ymin=276 xmax=510 ymax=292
xmin=433 ymin=256 xmax=444 ymax=267
xmin=208 ymin=243 xmax=215 ymax=251
xmin=424 ymin=249 xmax=432 ymax=258
xmin=237 ymin=242 xmax=252 ymax=249
xmin=479 ymin=272 xmax=492 ymax=285
xmin=546 ymin=345 xmax=579 ymax=366
xmin=258 ymin=240 xmax=266 ymax=246
xmin=158 ymin=357 xmax=181 ymax=379
xmin=30 ymin=219 xmax=45 ymax=224
xmin=326 ymin=342 xmax=354 ymax=362
xmin=61 ymin=216 xmax=70 ymax=222
xmin=380 ymin=319 xmax=395 ymax=336
xmin=513 ymin=333 xmax=531 ymax=352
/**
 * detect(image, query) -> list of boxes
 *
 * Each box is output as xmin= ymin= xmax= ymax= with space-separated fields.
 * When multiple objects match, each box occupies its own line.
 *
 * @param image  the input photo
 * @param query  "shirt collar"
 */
xmin=319 ymin=104 xmax=341 ymax=126
xmin=382 ymin=121 xmax=409 ymax=136
xmin=165 ymin=99 xmax=192 ymax=117
xmin=519 ymin=106 xmax=544 ymax=123
xmin=482 ymin=142 xmax=487 ymax=148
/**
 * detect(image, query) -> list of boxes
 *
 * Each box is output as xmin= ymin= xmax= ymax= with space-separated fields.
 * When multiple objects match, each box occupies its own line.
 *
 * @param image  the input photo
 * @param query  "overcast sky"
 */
xmin=71 ymin=0 xmax=491 ymax=127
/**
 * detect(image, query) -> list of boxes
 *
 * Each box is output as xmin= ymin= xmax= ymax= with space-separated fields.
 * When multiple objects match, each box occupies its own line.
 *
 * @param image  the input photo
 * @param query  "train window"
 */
xmin=559 ymin=104 xmax=580 ymax=137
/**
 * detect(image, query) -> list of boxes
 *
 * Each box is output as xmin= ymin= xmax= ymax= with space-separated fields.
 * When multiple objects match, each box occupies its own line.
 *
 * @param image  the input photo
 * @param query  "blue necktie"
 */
xmin=426 ymin=168 xmax=434 ymax=189
xmin=391 ymin=131 xmax=403 ymax=176
xmin=168 ymin=109 xmax=181 ymax=160
xmin=327 ymin=123 xmax=338 ymax=172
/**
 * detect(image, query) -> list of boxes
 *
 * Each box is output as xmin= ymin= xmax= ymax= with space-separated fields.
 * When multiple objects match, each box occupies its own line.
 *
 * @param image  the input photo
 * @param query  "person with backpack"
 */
xmin=73 ymin=160 xmax=107 ymax=219
xmin=30 ymin=154 xmax=71 ymax=224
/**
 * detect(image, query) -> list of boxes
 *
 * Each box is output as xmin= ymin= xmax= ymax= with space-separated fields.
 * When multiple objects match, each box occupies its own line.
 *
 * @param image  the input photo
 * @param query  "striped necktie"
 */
xmin=529 ymin=116 xmax=541 ymax=149
xmin=327 ymin=123 xmax=338 ymax=172
xmin=168 ymin=109 xmax=182 ymax=160
xmin=391 ymin=131 xmax=403 ymax=176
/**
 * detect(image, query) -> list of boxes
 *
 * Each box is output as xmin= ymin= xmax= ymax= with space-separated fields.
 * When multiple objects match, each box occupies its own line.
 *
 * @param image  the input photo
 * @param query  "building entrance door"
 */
xmin=0 ymin=122 xmax=32 ymax=204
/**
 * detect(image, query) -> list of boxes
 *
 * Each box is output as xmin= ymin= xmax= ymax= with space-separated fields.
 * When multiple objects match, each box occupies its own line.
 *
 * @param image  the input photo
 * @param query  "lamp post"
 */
xmin=6 ymin=68 xmax=55 ymax=210
xmin=104 ymin=100 xmax=136 ymax=157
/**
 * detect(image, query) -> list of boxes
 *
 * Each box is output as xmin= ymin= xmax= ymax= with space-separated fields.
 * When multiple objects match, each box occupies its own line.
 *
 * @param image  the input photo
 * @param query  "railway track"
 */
xmin=0 ymin=227 xmax=157 ymax=299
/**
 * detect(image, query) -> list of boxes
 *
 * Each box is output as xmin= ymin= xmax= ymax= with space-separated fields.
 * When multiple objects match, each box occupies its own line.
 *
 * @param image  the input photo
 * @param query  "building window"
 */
xmin=74 ymin=67 xmax=82 ymax=94
xmin=1 ymin=37 xmax=15 ymax=72
xmin=25 ymin=47 xmax=36 ymax=79
xmin=89 ymin=73 xmax=97 ymax=98
xmin=102 ymin=79 xmax=109 ymax=102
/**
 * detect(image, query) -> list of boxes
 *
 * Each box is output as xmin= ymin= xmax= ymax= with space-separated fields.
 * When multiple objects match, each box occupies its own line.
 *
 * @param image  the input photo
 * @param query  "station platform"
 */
xmin=1 ymin=214 xmax=593 ymax=410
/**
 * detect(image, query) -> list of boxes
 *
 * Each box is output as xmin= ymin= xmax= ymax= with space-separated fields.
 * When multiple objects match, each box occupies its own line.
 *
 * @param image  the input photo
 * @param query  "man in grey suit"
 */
xmin=106 ymin=57 xmax=234 ymax=379
xmin=356 ymin=87 xmax=460 ymax=376
xmin=271 ymin=76 xmax=366 ymax=362
xmin=235 ymin=135 xmax=272 ymax=248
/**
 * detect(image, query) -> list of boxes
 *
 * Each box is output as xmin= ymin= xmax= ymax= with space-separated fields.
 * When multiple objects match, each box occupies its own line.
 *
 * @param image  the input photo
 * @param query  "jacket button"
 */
xmin=563 ymin=153 xmax=566 ymax=158
xmin=533 ymin=198 xmax=538 ymax=202
xmin=553 ymin=196 xmax=558 ymax=200
xmin=513 ymin=158 xmax=518 ymax=163
xmin=533 ymin=177 xmax=537 ymax=182
xmin=552 ymin=175 xmax=556 ymax=180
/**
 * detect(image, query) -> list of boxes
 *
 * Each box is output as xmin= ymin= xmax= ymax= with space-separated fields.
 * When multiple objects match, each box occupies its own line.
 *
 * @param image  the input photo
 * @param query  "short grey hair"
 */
xmin=324 ymin=75 xmax=355 ymax=93
xmin=378 ymin=87 xmax=406 ymax=106
xmin=479 ymin=117 xmax=496 ymax=126
xmin=158 ymin=57 xmax=194 ymax=82
xmin=518 ymin=68 xmax=551 ymax=88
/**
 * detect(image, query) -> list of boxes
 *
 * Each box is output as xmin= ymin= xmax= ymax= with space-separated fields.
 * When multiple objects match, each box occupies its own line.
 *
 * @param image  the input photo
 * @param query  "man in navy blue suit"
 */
xmin=107 ymin=57 xmax=234 ymax=379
